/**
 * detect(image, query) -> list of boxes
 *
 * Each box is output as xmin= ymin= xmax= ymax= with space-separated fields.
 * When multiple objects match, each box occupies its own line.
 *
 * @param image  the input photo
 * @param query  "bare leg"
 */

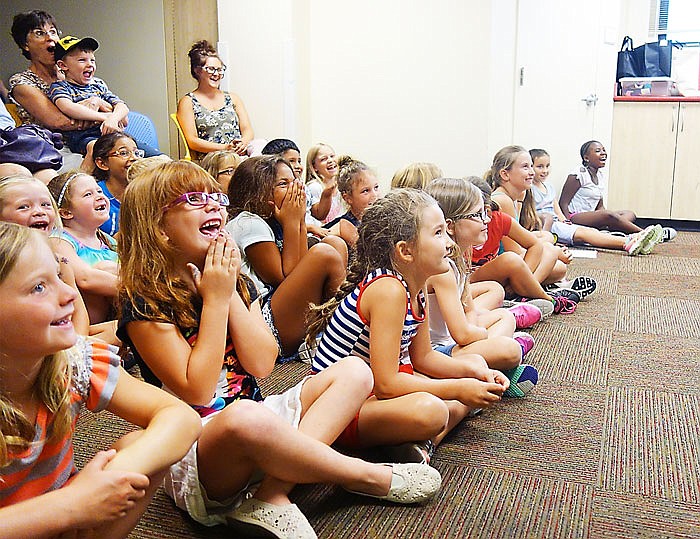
xmin=571 ymin=209 xmax=641 ymax=233
xmin=525 ymin=241 xmax=561 ymax=284
xmin=573 ymin=226 xmax=627 ymax=250
xmin=354 ymin=393 xmax=450 ymax=447
xmin=271 ymin=242 xmax=345 ymax=355
xmin=255 ymin=357 xmax=373 ymax=503
xmin=196 ymin=399 xmax=396 ymax=504
xmin=474 ymin=308 xmax=516 ymax=338
xmin=433 ymin=400 xmax=471 ymax=446
xmin=451 ymin=336 xmax=521 ymax=371
xmin=470 ymin=281 xmax=505 ymax=310
xmin=321 ymin=234 xmax=348 ymax=268
xmin=470 ymin=253 xmax=552 ymax=301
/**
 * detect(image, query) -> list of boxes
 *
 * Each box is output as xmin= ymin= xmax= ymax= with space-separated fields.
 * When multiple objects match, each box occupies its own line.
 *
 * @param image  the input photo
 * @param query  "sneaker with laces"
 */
xmin=513 ymin=331 xmax=535 ymax=358
xmin=640 ymin=224 xmax=664 ymax=255
xmin=567 ymin=275 xmax=597 ymax=299
xmin=625 ymin=225 xmax=659 ymax=256
xmin=503 ymin=364 xmax=539 ymax=397
xmin=662 ymin=226 xmax=677 ymax=242
xmin=506 ymin=297 xmax=555 ymax=319
xmin=549 ymin=291 xmax=578 ymax=315
xmin=550 ymin=288 xmax=580 ymax=303
xmin=384 ymin=440 xmax=435 ymax=465
xmin=508 ymin=303 xmax=542 ymax=329
xmin=227 ymin=498 xmax=317 ymax=539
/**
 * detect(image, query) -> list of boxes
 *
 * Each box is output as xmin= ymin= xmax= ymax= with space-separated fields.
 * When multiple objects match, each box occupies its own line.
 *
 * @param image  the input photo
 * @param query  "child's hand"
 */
xmin=491 ymin=369 xmax=510 ymax=391
xmin=457 ymin=378 xmax=505 ymax=408
xmin=322 ymin=178 xmax=337 ymax=192
xmin=307 ymin=223 xmax=329 ymax=238
xmin=558 ymin=246 xmax=573 ymax=264
xmin=101 ymin=115 xmax=121 ymax=135
xmin=67 ymin=449 xmax=149 ymax=526
xmin=78 ymin=96 xmax=113 ymax=113
xmin=275 ymin=181 xmax=306 ymax=227
xmin=189 ymin=233 xmax=238 ymax=304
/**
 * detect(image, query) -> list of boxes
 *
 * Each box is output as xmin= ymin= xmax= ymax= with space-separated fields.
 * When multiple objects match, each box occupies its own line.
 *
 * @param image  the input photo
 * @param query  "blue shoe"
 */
xmin=503 ymin=364 xmax=539 ymax=398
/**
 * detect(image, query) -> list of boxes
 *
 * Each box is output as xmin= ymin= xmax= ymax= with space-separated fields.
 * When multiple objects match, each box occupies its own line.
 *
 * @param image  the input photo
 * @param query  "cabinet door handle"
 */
xmin=680 ymin=105 xmax=684 ymax=132
xmin=671 ymin=106 xmax=676 ymax=132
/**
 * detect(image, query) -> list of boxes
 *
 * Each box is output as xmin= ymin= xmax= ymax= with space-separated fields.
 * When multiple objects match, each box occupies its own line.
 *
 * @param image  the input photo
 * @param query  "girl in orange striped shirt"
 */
xmin=0 ymin=222 xmax=200 ymax=538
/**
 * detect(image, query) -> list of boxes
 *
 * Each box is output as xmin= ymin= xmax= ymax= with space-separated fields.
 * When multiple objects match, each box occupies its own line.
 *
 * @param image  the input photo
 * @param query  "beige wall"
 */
xmin=1 ymin=0 xmax=170 ymax=148
xmin=2 ymin=1 xmax=650 ymax=172
xmin=218 ymin=0 xmax=505 ymax=185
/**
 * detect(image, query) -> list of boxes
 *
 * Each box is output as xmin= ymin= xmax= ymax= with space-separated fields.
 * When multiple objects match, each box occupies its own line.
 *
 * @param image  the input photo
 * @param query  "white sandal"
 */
xmin=345 ymin=463 xmax=442 ymax=505
xmin=227 ymin=498 xmax=317 ymax=539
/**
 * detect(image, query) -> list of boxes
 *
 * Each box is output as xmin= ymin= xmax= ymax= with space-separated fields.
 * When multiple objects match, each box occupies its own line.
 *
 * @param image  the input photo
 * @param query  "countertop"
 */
xmin=614 ymin=95 xmax=700 ymax=102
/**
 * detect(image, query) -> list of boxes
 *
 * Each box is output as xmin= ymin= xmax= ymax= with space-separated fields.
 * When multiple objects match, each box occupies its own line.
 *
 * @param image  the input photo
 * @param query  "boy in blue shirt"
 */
xmin=48 ymin=36 xmax=128 ymax=156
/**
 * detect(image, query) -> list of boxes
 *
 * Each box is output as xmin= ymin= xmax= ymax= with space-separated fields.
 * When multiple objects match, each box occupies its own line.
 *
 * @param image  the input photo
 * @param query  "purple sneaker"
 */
xmin=513 ymin=331 xmax=535 ymax=358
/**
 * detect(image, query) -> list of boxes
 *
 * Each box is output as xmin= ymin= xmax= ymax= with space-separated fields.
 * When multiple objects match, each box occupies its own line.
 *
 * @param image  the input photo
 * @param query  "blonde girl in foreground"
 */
xmin=0 ymin=222 xmax=200 ymax=538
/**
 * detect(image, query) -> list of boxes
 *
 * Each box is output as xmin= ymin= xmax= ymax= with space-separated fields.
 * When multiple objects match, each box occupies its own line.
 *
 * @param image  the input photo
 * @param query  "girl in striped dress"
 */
xmin=307 ymin=189 xmax=509 ymax=464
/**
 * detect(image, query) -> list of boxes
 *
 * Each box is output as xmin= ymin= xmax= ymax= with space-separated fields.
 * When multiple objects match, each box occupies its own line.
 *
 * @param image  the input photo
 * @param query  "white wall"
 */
xmin=1 ymin=0 xmax=170 ymax=148
xmin=219 ymin=0 xmax=503 ymax=186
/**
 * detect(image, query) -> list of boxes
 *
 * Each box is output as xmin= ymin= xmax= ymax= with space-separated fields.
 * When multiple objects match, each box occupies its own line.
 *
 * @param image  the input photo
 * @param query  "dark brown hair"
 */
xmin=188 ymin=40 xmax=219 ymax=79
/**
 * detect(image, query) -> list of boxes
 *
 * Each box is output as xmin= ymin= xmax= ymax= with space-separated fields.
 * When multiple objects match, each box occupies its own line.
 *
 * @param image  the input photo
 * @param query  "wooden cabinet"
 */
xmin=608 ymin=100 xmax=700 ymax=220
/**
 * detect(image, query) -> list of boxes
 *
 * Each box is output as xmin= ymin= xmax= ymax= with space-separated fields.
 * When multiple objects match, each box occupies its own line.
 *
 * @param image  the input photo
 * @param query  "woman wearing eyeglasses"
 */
xmin=8 ymin=12 xmax=99 ymax=138
xmin=177 ymin=40 xmax=255 ymax=157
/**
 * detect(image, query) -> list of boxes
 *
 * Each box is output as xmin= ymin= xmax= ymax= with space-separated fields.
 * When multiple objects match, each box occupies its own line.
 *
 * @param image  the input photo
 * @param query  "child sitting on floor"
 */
xmin=226 ymin=155 xmax=347 ymax=359
xmin=0 ymin=222 xmax=200 ymax=537
xmin=324 ymin=155 xmax=381 ymax=248
xmin=529 ymin=148 xmax=663 ymax=256
xmin=117 ymin=161 xmax=441 ymax=537
xmin=308 ymin=189 xmax=510 ymax=465
xmin=425 ymin=177 xmax=539 ymax=397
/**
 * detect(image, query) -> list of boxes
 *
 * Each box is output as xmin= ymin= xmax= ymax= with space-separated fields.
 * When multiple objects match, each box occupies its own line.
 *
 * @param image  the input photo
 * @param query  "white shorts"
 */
xmin=551 ymin=220 xmax=580 ymax=245
xmin=163 ymin=377 xmax=310 ymax=526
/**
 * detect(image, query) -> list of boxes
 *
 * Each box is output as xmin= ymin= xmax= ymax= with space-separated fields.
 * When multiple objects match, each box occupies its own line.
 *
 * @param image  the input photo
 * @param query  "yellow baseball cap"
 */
xmin=54 ymin=35 xmax=99 ymax=61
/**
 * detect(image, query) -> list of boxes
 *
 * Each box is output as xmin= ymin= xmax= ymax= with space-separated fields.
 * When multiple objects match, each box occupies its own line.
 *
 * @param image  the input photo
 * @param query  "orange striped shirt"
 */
xmin=0 ymin=339 xmax=120 ymax=507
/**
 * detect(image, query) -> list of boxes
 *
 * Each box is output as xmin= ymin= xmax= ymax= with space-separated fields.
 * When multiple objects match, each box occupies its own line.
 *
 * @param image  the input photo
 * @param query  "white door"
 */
xmin=512 ymin=0 xmax=620 ymax=191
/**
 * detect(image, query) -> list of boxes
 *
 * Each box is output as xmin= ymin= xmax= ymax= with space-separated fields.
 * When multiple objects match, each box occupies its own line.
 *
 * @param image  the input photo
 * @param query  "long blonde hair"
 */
xmin=304 ymin=142 xmax=335 ymax=185
xmin=118 ymin=160 xmax=250 ymax=331
xmin=306 ymin=188 xmax=437 ymax=342
xmin=0 ymin=224 xmax=73 ymax=467
xmin=391 ymin=162 xmax=443 ymax=190
xmin=425 ymin=177 xmax=483 ymax=276
xmin=485 ymin=145 xmax=540 ymax=231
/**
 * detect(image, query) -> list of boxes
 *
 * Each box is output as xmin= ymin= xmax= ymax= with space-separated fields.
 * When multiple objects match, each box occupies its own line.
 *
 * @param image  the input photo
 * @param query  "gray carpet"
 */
xmin=72 ymin=231 xmax=700 ymax=538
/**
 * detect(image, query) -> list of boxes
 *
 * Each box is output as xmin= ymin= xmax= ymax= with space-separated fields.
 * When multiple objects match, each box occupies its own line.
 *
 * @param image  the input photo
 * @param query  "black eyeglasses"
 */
xmin=163 ymin=192 xmax=229 ymax=211
xmin=217 ymin=168 xmax=235 ymax=176
xmin=202 ymin=66 xmax=226 ymax=75
xmin=457 ymin=209 xmax=490 ymax=223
